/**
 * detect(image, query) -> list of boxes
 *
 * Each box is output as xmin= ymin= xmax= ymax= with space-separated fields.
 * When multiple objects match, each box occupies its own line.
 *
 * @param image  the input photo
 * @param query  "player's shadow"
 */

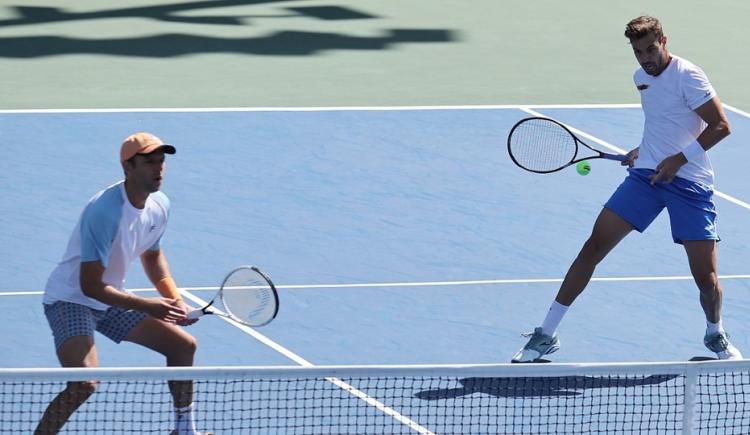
xmin=0 ymin=29 xmax=454 ymax=58
xmin=0 ymin=1 xmax=455 ymax=57
xmin=0 ymin=2 xmax=377 ymax=27
xmin=414 ymin=374 xmax=680 ymax=400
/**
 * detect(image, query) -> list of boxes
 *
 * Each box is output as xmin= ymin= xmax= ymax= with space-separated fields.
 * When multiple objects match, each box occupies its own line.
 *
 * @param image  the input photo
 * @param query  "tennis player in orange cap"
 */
xmin=36 ymin=133 xmax=212 ymax=435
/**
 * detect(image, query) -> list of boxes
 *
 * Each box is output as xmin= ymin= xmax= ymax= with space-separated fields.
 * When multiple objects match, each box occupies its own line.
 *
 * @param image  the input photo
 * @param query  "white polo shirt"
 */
xmin=633 ymin=54 xmax=717 ymax=185
xmin=44 ymin=181 xmax=170 ymax=310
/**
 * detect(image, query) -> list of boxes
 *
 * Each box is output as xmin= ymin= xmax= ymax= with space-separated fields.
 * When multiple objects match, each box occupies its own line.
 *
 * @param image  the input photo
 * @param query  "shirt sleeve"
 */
xmin=79 ymin=204 xmax=119 ymax=267
xmin=148 ymin=239 xmax=162 ymax=252
xmin=682 ymin=65 xmax=716 ymax=110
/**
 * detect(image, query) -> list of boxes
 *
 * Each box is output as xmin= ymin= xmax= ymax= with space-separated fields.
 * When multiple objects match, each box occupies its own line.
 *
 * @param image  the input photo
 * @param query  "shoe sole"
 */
xmin=510 ymin=343 xmax=560 ymax=363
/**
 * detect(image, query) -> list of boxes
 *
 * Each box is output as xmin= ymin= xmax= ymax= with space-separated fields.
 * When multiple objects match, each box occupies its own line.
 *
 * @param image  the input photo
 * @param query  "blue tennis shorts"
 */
xmin=43 ymin=301 xmax=146 ymax=350
xmin=604 ymin=168 xmax=718 ymax=244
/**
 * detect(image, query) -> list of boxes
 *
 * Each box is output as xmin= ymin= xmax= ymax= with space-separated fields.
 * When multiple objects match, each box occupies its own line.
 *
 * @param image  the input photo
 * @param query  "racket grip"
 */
xmin=602 ymin=152 xmax=628 ymax=162
xmin=187 ymin=309 xmax=204 ymax=320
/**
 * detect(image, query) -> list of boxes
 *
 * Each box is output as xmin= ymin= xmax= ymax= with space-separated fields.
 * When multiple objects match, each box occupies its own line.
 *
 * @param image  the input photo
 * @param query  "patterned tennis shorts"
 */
xmin=43 ymin=301 xmax=146 ymax=350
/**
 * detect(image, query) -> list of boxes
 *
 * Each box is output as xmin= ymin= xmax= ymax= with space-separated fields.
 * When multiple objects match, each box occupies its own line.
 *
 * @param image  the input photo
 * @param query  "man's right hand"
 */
xmin=621 ymin=147 xmax=639 ymax=167
xmin=142 ymin=297 xmax=187 ymax=323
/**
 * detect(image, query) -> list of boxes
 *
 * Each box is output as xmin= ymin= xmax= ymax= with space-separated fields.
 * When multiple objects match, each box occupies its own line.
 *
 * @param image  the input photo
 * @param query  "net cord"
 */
xmin=0 ymin=360 xmax=744 ymax=382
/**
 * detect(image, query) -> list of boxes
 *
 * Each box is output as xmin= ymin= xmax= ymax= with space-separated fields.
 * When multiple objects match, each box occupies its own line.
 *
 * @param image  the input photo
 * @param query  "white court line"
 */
xmin=177 ymin=291 xmax=436 ymax=435
xmin=255 ymin=274 xmax=750 ymax=290
xmin=0 ymin=103 xmax=642 ymax=114
xmin=724 ymin=104 xmax=750 ymax=119
xmin=5 ymin=274 xmax=750 ymax=296
xmin=1 ymin=102 xmax=746 ymax=114
xmin=521 ymin=107 xmax=750 ymax=212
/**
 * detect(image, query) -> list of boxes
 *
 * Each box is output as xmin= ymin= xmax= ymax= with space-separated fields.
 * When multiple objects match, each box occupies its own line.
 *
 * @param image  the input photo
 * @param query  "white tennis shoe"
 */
xmin=511 ymin=327 xmax=560 ymax=363
xmin=704 ymin=331 xmax=743 ymax=360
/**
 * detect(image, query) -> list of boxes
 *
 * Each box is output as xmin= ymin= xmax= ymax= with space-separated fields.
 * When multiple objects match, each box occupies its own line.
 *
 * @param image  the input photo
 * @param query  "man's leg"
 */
xmin=684 ymin=240 xmax=721 ymax=322
xmin=124 ymin=316 xmax=206 ymax=434
xmin=555 ymin=208 xmax=634 ymax=306
xmin=124 ymin=317 xmax=197 ymax=406
xmin=547 ymin=170 xmax=659 ymax=331
xmin=684 ymin=240 xmax=742 ymax=359
xmin=34 ymin=336 xmax=100 ymax=435
xmin=512 ymin=208 xmax=633 ymax=362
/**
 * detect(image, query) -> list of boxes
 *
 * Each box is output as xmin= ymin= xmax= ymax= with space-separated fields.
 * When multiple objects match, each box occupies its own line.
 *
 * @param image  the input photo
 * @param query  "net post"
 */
xmin=682 ymin=363 xmax=697 ymax=434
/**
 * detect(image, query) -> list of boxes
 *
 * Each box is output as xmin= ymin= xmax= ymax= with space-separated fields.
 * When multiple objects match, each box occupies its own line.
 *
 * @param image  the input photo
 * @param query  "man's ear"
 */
xmin=121 ymin=158 xmax=134 ymax=175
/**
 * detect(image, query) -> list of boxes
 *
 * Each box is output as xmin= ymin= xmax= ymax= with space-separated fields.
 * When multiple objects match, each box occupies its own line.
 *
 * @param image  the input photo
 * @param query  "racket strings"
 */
xmin=221 ymin=269 xmax=277 ymax=325
xmin=245 ymin=288 xmax=274 ymax=319
xmin=509 ymin=119 xmax=578 ymax=171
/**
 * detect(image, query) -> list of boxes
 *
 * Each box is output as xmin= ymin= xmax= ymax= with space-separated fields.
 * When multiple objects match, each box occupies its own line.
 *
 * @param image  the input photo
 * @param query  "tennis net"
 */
xmin=2 ymin=360 xmax=750 ymax=434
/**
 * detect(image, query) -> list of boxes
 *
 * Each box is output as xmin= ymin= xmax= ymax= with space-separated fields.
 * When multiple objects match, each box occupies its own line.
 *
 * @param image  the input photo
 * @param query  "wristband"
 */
xmin=156 ymin=276 xmax=182 ymax=300
xmin=682 ymin=140 xmax=705 ymax=162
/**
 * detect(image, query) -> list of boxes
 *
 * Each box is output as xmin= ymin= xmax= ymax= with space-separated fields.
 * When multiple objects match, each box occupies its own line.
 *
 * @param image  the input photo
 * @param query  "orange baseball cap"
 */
xmin=120 ymin=132 xmax=176 ymax=163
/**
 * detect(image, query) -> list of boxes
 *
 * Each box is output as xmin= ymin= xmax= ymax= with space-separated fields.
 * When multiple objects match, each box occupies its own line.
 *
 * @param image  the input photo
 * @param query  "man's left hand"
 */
xmin=650 ymin=153 xmax=687 ymax=184
xmin=175 ymin=299 xmax=199 ymax=326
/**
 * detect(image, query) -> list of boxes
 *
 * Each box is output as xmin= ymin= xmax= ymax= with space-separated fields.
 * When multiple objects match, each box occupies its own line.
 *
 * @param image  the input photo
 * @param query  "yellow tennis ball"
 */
xmin=576 ymin=161 xmax=591 ymax=176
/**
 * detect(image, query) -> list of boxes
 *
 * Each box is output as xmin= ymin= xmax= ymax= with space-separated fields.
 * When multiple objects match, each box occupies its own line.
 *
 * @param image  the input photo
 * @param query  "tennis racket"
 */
xmin=507 ymin=117 xmax=627 ymax=173
xmin=187 ymin=265 xmax=279 ymax=327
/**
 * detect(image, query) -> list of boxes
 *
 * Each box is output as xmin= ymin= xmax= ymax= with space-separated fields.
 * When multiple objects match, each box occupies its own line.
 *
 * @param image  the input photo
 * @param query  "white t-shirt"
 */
xmin=44 ymin=181 xmax=170 ymax=310
xmin=633 ymin=54 xmax=717 ymax=185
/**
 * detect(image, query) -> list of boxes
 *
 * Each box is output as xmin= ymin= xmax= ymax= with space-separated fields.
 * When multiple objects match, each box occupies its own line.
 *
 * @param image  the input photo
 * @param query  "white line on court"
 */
xmin=4 ymin=274 xmax=750 ymax=296
xmin=0 ymin=103 xmax=642 ymax=114
xmin=520 ymin=107 xmax=750 ymax=212
xmin=2 ymin=102 xmax=747 ymax=114
xmin=724 ymin=104 xmax=750 ymax=119
xmin=177 ymin=291 xmax=436 ymax=435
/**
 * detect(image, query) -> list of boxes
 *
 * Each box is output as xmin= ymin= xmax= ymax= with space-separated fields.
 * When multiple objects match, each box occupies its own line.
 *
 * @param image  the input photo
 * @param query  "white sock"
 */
xmin=541 ymin=301 xmax=569 ymax=336
xmin=706 ymin=319 xmax=724 ymax=335
xmin=174 ymin=404 xmax=197 ymax=435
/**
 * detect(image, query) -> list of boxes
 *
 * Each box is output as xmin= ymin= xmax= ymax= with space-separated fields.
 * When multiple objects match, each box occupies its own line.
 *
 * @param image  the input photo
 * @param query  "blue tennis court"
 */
xmin=4 ymin=1 xmax=750 ymax=432
xmin=3 ymin=104 xmax=750 ymax=370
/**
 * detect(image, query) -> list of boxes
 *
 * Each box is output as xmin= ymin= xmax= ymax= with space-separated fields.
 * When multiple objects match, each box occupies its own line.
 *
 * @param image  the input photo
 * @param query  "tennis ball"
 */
xmin=576 ymin=161 xmax=591 ymax=176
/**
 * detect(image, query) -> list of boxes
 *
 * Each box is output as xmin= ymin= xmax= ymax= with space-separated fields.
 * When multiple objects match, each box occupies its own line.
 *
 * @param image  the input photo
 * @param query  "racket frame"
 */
xmin=189 ymin=265 xmax=279 ymax=327
xmin=507 ymin=116 xmax=626 ymax=174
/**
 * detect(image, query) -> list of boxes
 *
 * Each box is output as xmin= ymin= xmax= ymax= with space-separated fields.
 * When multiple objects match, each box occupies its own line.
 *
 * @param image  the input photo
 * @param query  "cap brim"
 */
xmin=139 ymin=144 xmax=176 ymax=156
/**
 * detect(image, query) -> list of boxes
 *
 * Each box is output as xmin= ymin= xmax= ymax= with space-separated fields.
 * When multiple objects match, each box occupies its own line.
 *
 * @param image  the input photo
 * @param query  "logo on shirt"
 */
xmin=636 ymin=84 xmax=649 ymax=91
xmin=149 ymin=224 xmax=157 ymax=232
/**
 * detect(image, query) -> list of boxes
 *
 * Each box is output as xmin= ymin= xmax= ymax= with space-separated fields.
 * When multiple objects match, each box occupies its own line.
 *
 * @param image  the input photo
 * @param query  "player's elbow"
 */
xmin=79 ymin=261 xmax=107 ymax=300
xmin=79 ymin=275 xmax=104 ymax=299
xmin=79 ymin=282 xmax=99 ymax=299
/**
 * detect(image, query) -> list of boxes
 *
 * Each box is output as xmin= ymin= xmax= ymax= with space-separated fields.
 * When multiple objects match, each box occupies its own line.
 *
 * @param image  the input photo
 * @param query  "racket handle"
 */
xmin=602 ymin=152 xmax=628 ymax=162
xmin=187 ymin=309 xmax=205 ymax=320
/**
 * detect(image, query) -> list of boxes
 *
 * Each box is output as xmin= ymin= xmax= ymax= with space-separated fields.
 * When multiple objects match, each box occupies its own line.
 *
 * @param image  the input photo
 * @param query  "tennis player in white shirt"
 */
xmin=513 ymin=15 xmax=740 ymax=363
xmin=37 ymin=133 xmax=211 ymax=435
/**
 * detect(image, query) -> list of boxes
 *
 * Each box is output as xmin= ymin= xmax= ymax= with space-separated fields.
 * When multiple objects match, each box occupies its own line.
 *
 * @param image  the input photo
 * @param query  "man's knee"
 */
xmin=169 ymin=333 xmax=197 ymax=361
xmin=578 ymin=237 xmax=608 ymax=264
xmin=695 ymin=272 xmax=720 ymax=294
xmin=183 ymin=334 xmax=198 ymax=356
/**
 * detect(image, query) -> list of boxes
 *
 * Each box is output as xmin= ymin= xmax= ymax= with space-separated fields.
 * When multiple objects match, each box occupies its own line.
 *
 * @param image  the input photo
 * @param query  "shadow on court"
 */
xmin=0 ymin=1 xmax=458 ymax=58
xmin=0 ymin=1 xmax=377 ymax=27
xmin=0 ymin=30 xmax=455 ymax=57
xmin=414 ymin=374 xmax=680 ymax=399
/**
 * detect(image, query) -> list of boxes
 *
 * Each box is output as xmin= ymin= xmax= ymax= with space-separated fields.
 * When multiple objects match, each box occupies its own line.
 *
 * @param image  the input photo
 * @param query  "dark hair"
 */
xmin=624 ymin=15 xmax=663 ymax=41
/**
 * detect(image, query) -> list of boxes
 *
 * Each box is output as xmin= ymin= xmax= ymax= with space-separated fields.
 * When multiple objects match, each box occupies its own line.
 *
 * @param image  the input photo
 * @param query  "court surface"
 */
xmin=3 ymin=104 xmax=750 ymax=369
xmin=4 ymin=2 xmax=750 ymax=433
